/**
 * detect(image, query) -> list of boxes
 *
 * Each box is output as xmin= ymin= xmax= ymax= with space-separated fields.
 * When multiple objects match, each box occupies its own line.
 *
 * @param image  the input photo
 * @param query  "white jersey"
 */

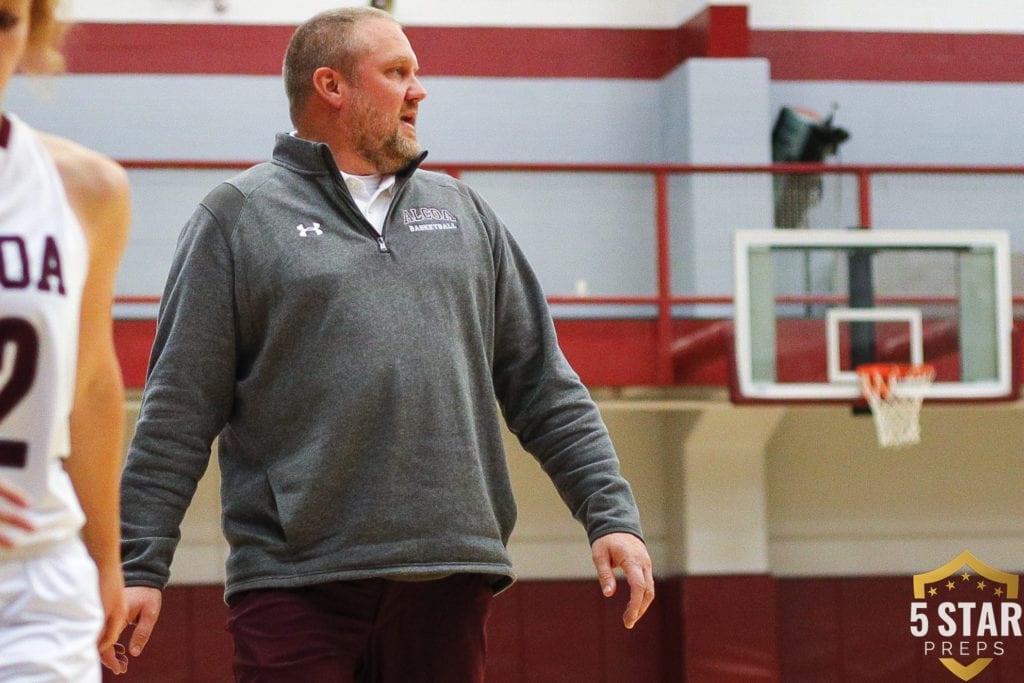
xmin=0 ymin=113 xmax=88 ymax=553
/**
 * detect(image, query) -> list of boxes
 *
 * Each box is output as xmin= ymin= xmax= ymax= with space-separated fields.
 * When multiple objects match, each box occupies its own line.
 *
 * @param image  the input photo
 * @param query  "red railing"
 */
xmin=114 ymin=161 xmax=1024 ymax=385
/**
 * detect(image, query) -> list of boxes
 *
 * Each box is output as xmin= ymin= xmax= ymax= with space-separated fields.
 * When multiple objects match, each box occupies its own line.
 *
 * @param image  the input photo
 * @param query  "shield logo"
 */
xmin=913 ymin=550 xmax=1020 ymax=681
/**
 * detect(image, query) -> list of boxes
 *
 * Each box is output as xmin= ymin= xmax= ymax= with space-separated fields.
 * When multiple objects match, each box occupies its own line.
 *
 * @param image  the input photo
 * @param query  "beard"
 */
xmin=349 ymin=94 xmax=421 ymax=174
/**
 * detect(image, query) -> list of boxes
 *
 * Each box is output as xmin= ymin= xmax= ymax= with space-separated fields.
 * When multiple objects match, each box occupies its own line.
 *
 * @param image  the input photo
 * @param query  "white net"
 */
xmin=858 ymin=364 xmax=935 ymax=448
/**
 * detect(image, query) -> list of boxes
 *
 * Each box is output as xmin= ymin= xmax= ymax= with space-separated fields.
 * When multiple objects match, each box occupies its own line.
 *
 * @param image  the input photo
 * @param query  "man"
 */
xmin=119 ymin=7 xmax=653 ymax=681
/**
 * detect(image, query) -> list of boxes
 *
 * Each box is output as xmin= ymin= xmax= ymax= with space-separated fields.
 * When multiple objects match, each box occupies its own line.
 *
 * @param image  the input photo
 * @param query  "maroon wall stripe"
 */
xmin=751 ymin=29 xmax=1024 ymax=82
xmin=63 ymin=23 xmax=295 ymax=75
xmin=62 ymin=24 xmax=696 ymax=79
xmin=62 ymin=7 xmax=744 ymax=79
xmin=62 ymin=18 xmax=1023 ymax=82
xmin=408 ymin=25 xmax=680 ymax=79
xmin=112 ymin=318 xmax=1024 ymax=390
xmin=99 ymin=577 xmax=1024 ymax=683
xmin=686 ymin=4 xmax=750 ymax=57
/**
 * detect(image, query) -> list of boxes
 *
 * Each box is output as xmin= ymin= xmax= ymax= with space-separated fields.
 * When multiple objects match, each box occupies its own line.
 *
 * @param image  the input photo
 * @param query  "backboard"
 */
xmin=731 ymin=229 xmax=1016 ymax=402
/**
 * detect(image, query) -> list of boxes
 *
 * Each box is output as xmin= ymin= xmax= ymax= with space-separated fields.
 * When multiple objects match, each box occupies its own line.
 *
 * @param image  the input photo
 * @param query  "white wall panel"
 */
xmin=12 ymin=75 xmax=1024 ymax=303
xmin=771 ymin=81 xmax=1024 ymax=165
xmin=750 ymin=0 xmax=1024 ymax=32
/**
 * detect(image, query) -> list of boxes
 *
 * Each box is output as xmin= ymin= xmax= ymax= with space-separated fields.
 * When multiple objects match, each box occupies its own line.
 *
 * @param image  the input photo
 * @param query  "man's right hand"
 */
xmin=123 ymin=586 xmax=163 ymax=661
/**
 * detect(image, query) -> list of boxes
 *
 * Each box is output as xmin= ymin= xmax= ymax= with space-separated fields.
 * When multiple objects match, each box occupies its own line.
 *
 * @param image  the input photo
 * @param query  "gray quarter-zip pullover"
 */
xmin=121 ymin=133 xmax=643 ymax=600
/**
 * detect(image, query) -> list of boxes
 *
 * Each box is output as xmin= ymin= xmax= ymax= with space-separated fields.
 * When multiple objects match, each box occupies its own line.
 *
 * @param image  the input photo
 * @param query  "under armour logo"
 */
xmin=296 ymin=222 xmax=323 ymax=237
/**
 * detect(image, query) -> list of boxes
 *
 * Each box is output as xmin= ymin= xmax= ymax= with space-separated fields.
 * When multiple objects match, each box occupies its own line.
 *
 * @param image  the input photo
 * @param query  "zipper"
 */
xmin=336 ymin=176 xmax=395 ymax=254
xmin=340 ymin=190 xmax=390 ymax=253
xmin=322 ymin=147 xmax=392 ymax=253
xmin=374 ymin=174 xmax=414 ymax=254
xmin=322 ymin=146 xmax=424 ymax=255
xmin=375 ymin=201 xmax=393 ymax=253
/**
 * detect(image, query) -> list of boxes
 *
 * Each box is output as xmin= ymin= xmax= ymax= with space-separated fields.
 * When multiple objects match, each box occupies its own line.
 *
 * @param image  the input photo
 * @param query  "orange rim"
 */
xmin=857 ymin=363 xmax=935 ymax=400
xmin=855 ymin=363 xmax=935 ymax=380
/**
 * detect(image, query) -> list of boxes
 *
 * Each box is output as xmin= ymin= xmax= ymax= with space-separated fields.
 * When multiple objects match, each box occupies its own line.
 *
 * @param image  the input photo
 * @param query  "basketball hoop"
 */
xmin=856 ymin=363 xmax=935 ymax=448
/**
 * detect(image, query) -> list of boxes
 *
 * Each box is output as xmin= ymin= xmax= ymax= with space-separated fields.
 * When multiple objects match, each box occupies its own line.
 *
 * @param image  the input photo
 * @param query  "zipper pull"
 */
xmin=377 ymin=235 xmax=388 ymax=253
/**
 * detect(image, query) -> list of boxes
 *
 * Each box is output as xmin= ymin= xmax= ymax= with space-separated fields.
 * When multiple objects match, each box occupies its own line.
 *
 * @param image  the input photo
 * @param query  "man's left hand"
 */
xmin=591 ymin=532 xmax=654 ymax=629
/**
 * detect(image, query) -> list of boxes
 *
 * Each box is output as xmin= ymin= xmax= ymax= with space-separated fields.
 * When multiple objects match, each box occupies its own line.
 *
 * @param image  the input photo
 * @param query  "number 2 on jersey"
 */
xmin=0 ymin=318 xmax=39 ymax=468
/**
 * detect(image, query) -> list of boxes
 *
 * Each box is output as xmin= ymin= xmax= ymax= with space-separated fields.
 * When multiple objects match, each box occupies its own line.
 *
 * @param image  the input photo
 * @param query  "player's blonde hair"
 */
xmin=22 ymin=0 xmax=67 ymax=74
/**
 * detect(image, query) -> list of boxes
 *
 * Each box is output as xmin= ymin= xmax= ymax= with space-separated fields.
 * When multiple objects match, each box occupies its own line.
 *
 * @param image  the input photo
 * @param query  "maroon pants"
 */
xmin=226 ymin=574 xmax=493 ymax=683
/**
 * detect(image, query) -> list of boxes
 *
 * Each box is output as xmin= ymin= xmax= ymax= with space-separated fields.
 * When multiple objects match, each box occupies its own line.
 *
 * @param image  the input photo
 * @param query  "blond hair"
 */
xmin=22 ymin=0 xmax=67 ymax=74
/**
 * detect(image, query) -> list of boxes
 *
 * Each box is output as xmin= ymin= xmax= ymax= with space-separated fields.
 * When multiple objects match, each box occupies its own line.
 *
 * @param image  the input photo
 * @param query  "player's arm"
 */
xmin=42 ymin=133 xmax=132 ymax=669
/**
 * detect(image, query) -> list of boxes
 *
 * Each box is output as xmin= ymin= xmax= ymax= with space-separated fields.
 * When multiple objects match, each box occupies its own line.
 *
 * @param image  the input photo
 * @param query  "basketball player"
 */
xmin=0 ymin=0 xmax=131 ymax=679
